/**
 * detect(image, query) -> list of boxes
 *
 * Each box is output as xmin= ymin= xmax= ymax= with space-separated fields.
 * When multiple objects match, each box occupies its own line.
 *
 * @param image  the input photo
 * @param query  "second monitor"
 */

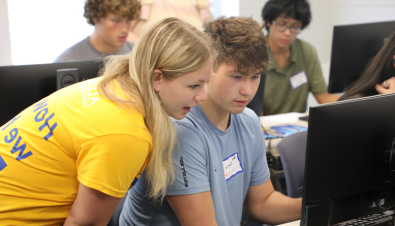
xmin=328 ymin=20 xmax=395 ymax=93
xmin=301 ymin=93 xmax=395 ymax=225
xmin=0 ymin=60 xmax=103 ymax=126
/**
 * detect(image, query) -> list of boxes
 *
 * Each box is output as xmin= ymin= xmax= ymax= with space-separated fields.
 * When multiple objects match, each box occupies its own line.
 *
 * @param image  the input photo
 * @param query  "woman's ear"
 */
xmin=152 ymin=69 xmax=163 ymax=92
xmin=392 ymin=55 xmax=395 ymax=67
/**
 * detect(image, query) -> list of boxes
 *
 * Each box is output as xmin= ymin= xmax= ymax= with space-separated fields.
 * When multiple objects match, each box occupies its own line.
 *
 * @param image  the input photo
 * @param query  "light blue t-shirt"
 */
xmin=120 ymin=105 xmax=270 ymax=226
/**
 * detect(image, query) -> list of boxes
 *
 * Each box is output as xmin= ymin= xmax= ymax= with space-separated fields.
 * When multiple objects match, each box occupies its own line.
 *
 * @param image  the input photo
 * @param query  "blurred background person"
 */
xmin=260 ymin=0 xmax=339 ymax=116
xmin=54 ymin=0 xmax=140 ymax=62
xmin=127 ymin=0 xmax=212 ymax=43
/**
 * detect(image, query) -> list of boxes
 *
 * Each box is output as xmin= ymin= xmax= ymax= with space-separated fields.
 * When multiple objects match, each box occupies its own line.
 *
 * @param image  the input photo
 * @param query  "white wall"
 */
xmin=212 ymin=0 xmax=240 ymax=18
xmin=0 ymin=0 xmax=12 ymax=66
xmin=239 ymin=0 xmax=395 ymax=110
xmin=7 ymin=0 xmax=93 ymax=65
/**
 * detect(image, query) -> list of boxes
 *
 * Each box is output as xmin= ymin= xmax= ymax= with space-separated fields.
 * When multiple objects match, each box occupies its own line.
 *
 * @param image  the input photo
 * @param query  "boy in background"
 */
xmin=54 ymin=0 xmax=139 ymax=62
xmin=261 ymin=0 xmax=339 ymax=115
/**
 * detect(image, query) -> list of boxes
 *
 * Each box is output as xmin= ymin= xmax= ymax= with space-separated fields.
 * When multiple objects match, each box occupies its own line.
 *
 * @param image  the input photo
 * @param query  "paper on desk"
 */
xmin=259 ymin=112 xmax=305 ymax=124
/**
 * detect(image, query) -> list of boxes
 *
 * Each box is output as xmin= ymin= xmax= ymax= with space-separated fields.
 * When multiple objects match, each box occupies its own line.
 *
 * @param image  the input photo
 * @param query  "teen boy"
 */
xmin=119 ymin=16 xmax=302 ymax=226
xmin=261 ymin=0 xmax=339 ymax=115
xmin=54 ymin=0 xmax=139 ymax=62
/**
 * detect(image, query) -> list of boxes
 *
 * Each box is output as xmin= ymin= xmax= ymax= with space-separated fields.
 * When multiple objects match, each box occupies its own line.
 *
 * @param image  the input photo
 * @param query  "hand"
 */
xmin=375 ymin=77 xmax=395 ymax=94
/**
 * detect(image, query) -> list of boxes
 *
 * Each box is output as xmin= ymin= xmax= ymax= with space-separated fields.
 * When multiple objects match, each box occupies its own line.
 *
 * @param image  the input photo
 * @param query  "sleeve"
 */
xmin=77 ymin=134 xmax=150 ymax=198
xmin=166 ymin=122 xmax=210 ymax=196
xmin=306 ymin=44 xmax=327 ymax=95
xmin=53 ymin=52 xmax=68 ymax=62
xmin=196 ymin=0 xmax=210 ymax=8
xmin=250 ymin=116 xmax=270 ymax=186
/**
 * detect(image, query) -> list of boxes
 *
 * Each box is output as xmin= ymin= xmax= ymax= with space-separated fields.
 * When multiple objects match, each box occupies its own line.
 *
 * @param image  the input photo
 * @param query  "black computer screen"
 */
xmin=247 ymin=73 xmax=266 ymax=116
xmin=301 ymin=93 xmax=395 ymax=225
xmin=328 ymin=21 xmax=395 ymax=93
xmin=0 ymin=60 xmax=103 ymax=126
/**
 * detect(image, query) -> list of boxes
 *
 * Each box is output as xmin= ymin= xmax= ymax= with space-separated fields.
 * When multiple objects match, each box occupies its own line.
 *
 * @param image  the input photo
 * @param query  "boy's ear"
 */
xmin=152 ymin=69 xmax=163 ymax=92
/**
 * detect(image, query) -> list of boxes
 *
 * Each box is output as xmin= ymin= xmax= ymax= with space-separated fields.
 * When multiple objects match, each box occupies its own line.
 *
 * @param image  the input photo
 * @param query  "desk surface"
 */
xmin=262 ymin=113 xmax=305 ymax=226
xmin=278 ymin=220 xmax=300 ymax=226
xmin=260 ymin=112 xmax=308 ymax=157
xmin=260 ymin=112 xmax=308 ymax=128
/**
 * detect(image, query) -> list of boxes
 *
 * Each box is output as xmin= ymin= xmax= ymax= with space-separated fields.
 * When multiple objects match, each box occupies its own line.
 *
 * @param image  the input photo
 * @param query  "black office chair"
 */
xmin=107 ymin=195 xmax=127 ymax=226
xmin=277 ymin=131 xmax=308 ymax=198
xmin=247 ymin=73 xmax=266 ymax=116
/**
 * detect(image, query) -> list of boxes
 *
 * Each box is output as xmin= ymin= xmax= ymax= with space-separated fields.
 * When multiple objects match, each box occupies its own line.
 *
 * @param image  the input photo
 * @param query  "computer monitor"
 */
xmin=247 ymin=73 xmax=266 ymax=116
xmin=328 ymin=21 xmax=395 ymax=93
xmin=0 ymin=60 xmax=103 ymax=126
xmin=301 ymin=93 xmax=395 ymax=225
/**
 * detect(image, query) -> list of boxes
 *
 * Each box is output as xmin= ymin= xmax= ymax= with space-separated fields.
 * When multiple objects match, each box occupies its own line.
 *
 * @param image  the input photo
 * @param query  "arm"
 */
xmin=167 ymin=191 xmax=217 ymax=226
xmin=375 ymin=77 xmax=395 ymax=94
xmin=314 ymin=92 xmax=340 ymax=104
xmin=127 ymin=3 xmax=150 ymax=42
xmin=244 ymin=179 xmax=302 ymax=225
xmin=139 ymin=4 xmax=151 ymax=20
xmin=198 ymin=6 xmax=212 ymax=23
xmin=127 ymin=18 xmax=140 ymax=43
xmin=164 ymin=120 xmax=215 ymax=225
xmin=64 ymin=183 xmax=121 ymax=226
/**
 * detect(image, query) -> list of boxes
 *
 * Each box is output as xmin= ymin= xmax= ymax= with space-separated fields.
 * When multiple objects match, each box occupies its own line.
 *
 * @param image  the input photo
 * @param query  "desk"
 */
xmin=278 ymin=220 xmax=300 ymax=226
xmin=260 ymin=112 xmax=308 ymax=157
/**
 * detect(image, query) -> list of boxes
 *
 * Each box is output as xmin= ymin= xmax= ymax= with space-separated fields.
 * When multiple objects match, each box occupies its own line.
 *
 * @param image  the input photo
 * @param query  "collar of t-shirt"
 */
xmin=267 ymin=37 xmax=299 ymax=73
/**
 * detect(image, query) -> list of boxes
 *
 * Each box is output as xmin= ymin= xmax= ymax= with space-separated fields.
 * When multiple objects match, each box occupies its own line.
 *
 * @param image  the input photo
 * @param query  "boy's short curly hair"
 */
xmin=203 ymin=17 xmax=268 ymax=75
xmin=84 ymin=0 xmax=140 ymax=25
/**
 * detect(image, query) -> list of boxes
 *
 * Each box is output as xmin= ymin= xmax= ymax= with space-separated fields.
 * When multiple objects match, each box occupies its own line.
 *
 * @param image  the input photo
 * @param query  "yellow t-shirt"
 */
xmin=0 ymin=77 xmax=152 ymax=225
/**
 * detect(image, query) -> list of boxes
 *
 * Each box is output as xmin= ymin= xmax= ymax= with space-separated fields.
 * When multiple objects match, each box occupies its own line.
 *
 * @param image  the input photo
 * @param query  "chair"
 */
xmin=107 ymin=195 xmax=127 ymax=226
xmin=277 ymin=130 xmax=308 ymax=198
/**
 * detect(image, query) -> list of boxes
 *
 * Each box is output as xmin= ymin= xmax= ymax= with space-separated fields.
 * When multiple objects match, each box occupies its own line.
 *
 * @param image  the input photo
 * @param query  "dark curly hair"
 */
xmin=261 ymin=0 xmax=311 ymax=32
xmin=84 ymin=0 xmax=140 ymax=25
xmin=203 ymin=16 xmax=268 ymax=76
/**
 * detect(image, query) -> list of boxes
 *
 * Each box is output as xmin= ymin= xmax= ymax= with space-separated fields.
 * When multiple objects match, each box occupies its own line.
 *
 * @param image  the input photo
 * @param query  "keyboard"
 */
xmin=332 ymin=214 xmax=393 ymax=226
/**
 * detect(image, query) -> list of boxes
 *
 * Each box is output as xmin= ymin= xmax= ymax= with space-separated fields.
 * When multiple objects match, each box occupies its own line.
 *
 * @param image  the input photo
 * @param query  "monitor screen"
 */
xmin=328 ymin=21 xmax=395 ymax=93
xmin=247 ymin=73 xmax=266 ymax=116
xmin=301 ymin=94 xmax=395 ymax=225
xmin=0 ymin=60 xmax=103 ymax=126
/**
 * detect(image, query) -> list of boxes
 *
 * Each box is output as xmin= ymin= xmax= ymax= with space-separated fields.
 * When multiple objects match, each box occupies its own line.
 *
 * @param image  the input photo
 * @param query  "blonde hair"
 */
xmin=98 ymin=18 xmax=216 ymax=202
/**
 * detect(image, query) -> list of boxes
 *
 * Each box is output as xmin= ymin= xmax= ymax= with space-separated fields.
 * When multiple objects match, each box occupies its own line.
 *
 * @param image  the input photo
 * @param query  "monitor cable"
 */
xmin=389 ymin=137 xmax=395 ymax=173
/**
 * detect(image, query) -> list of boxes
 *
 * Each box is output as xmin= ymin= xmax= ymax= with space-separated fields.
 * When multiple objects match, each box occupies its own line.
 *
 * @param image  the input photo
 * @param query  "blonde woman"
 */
xmin=0 ymin=18 xmax=215 ymax=225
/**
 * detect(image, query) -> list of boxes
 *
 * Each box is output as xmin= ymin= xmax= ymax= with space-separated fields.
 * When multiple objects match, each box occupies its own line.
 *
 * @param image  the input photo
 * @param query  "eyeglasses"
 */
xmin=272 ymin=21 xmax=302 ymax=34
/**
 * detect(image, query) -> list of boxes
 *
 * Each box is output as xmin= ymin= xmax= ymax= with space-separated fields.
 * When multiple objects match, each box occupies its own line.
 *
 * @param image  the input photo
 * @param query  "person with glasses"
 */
xmin=54 ymin=0 xmax=139 ymax=62
xmin=260 ymin=0 xmax=339 ymax=116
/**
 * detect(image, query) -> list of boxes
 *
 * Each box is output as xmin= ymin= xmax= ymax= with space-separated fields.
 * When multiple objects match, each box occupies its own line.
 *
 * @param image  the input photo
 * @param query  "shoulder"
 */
xmin=54 ymin=38 xmax=89 ymax=62
xmin=119 ymin=41 xmax=134 ymax=54
xmin=293 ymin=38 xmax=318 ymax=58
xmin=171 ymin=117 xmax=206 ymax=144
xmin=233 ymin=108 xmax=261 ymax=131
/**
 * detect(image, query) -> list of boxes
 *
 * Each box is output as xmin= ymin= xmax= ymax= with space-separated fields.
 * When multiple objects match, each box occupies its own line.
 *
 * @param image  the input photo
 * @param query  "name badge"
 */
xmin=223 ymin=153 xmax=243 ymax=182
xmin=289 ymin=71 xmax=308 ymax=89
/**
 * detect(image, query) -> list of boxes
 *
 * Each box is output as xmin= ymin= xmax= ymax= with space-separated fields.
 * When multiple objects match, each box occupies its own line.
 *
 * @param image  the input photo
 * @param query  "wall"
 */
xmin=0 ymin=0 xmax=12 ymax=66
